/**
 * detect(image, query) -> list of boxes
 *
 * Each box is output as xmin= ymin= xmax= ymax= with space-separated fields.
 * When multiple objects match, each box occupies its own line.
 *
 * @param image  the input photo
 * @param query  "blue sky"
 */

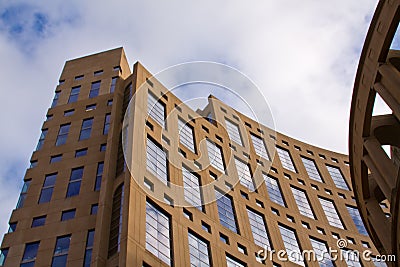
xmin=0 ymin=0 xmax=384 ymax=238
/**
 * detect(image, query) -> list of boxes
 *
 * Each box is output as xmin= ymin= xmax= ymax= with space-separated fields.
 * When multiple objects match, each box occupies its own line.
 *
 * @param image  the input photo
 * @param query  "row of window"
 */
xmin=36 ymin=114 xmax=110 ymax=151
xmin=1 ymin=230 xmax=94 ymax=267
xmin=145 ymin=199 xmax=375 ymax=267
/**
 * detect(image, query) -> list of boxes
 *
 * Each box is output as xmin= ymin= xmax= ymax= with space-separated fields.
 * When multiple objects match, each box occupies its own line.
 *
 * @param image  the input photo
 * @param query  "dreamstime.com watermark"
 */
xmin=256 ymin=239 xmax=396 ymax=263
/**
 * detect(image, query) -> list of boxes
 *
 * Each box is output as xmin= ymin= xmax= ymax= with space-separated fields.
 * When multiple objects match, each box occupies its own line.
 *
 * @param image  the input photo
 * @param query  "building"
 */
xmin=349 ymin=0 xmax=399 ymax=265
xmin=0 ymin=47 xmax=386 ymax=267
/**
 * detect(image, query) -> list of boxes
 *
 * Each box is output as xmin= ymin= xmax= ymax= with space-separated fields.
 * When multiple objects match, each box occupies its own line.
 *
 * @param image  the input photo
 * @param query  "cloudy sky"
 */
xmin=0 ymin=0 xmax=385 ymax=237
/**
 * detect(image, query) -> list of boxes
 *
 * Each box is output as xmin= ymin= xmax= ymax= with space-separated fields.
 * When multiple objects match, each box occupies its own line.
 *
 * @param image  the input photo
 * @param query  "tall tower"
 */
xmin=1 ymin=48 xmax=386 ymax=267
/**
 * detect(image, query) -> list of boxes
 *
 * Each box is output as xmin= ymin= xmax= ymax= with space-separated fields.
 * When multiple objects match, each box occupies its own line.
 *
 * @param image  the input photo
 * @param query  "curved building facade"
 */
xmin=349 ymin=0 xmax=400 ymax=265
xmin=0 ymin=48 xmax=387 ymax=267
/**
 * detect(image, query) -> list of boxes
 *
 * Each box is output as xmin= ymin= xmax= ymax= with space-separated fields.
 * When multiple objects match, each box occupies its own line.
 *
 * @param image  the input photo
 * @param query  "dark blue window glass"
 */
xmin=31 ymin=216 xmax=46 ymax=227
xmin=61 ymin=209 xmax=76 ymax=221
xmin=95 ymin=162 xmax=104 ymax=191
xmin=68 ymin=86 xmax=80 ymax=103
xmin=51 ymin=91 xmax=60 ymax=108
xmin=66 ymin=167 xmax=83 ymax=197
xmin=79 ymin=118 xmax=93 ymax=140
xmin=39 ymin=173 xmax=57 ymax=204
xmin=21 ymin=242 xmax=39 ymax=266
xmin=51 ymin=235 xmax=70 ymax=267
xmin=91 ymin=204 xmax=98 ymax=215
xmin=89 ymin=81 xmax=101 ymax=98
xmin=75 ymin=148 xmax=88 ymax=157
xmin=103 ymin=113 xmax=111 ymax=135
xmin=0 ymin=248 xmax=9 ymax=266
xmin=56 ymin=124 xmax=70 ymax=146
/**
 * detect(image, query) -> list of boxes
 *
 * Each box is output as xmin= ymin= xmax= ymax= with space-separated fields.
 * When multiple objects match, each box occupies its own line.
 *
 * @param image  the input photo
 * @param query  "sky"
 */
xmin=0 ymin=0 xmax=385 ymax=238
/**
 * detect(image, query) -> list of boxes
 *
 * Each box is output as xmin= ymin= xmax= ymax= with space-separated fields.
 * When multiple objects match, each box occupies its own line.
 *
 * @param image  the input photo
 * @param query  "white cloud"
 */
xmin=0 ymin=0 xmax=378 ymax=239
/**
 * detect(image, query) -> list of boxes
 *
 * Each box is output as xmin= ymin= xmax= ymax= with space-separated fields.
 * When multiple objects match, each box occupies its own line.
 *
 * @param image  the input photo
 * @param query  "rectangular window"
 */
xmin=16 ymin=180 xmax=30 ymax=209
xmin=301 ymin=157 xmax=323 ymax=182
xmin=79 ymin=118 xmax=94 ymax=140
xmin=146 ymin=201 xmax=171 ymax=266
xmin=206 ymin=139 xmax=225 ymax=173
xmin=310 ymin=238 xmax=334 ymax=267
xmin=100 ymin=144 xmax=107 ymax=151
xmin=21 ymin=241 xmax=39 ymax=267
xmin=146 ymin=137 xmax=168 ymax=184
xmin=278 ymin=225 xmax=304 ymax=266
xmin=68 ymin=86 xmax=80 ymax=103
xmin=51 ymin=91 xmax=60 ymax=108
xmin=264 ymin=174 xmax=285 ymax=206
xmin=326 ymin=165 xmax=349 ymax=190
xmin=147 ymin=92 xmax=165 ymax=127
xmin=291 ymin=186 xmax=315 ymax=219
xmin=276 ymin=147 xmax=297 ymax=173
xmin=234 ymin=158 xmax=255 ymax=191
xmin=89 ymin=81 xmax=101 ymax=98
xmin=66 ymin=167 xmax=83 ymax=197
xmin=83 ymin=230 xmax=95 ymax=267
xmin=347 ymin=206 xmax=367 ymax=235
xmin=85 ymin=104 xmax=96 ymax=111
xmin=0 ymin=248 xmax=8 ymax=266
xmin=319 ymin=197 xmax=344 ymax=229
xmin=64 ymin=109 xmax=74 ymax=116
xmin=188 ymin=232 xmax=210 ymax=267
xmin=75 ymin=75 xmax=83 ymax=80
xmin=75 ymin=148 xmax=87 ymax=157
xmin=51 ymin=235 xmax=71 ymax=267
xmin=225 ymin=119 xmax=243 ymax=146
xmin=91 ymin=204 xmax=98 ymax=215
xmin=61 ymin=209 xmax=76 ymax=221
xmin=36 ymin=129 xmax=48 ymax=151
xmin=215 ymin=189 xmax=238 ymax=233
xmin=50 ymin=154 xmax=62 ymax=163
xmin=8 ymin=222 xmax=16 ymax=233
xmin=39 ymin=173 xmax=57 ymax=203
xmin=108 ymin=184 xmax=124 ymax=257
xmin=56 ymin=124 xmax=70 ymax=146
xmin=103 ymin=113 xmax=111 ymax=135
xmin=31 ymin=216 xmax=46 ymax=228
xmin=247 ymin=208 xmax=271 ymax=250
xmin=226 ymin=254 xmax=246 ymax=267
xmin=94 ymin=70 xmax=103 ymax=76
xmin=342 ymin=250 xmax=362 ymax=267
xmin=251 ymin=133 xmax=270 ymax=160
xmin=178 ymin=118 xmax=195 ymax=153
xmin=95 ymin=162 xmax=104 ymax=191
xmin=110 ymin=77 xmax=118 ymax=93
xmin=182 ymin=166 xmax=202 ymax=209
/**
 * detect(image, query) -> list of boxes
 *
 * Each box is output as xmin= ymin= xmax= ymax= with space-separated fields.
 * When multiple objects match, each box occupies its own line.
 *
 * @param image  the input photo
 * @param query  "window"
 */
xmin=83 ymin=230 xmax=95 ymax=267
xmin=89 ymin=81 xmax=101 ymax=98
xmin=21 ymin=241 xmax=39 ymax=267
xmin=310 ymin=238 xmax=334 ymax=267
xmin=215 ymin=189 xmax=238 ymax=233
xmin=68 ymin=86 xmax=80 ymax=103
xmin=94 ymin=70 xmax=103 ymax=76
xmin=206 ymin=139 xmax=225 ymax=173
xmin=276 ymin=147 xmax=297 ymax=173
xmin=61 ymin=209 xmax=75 ymax=221
xmin=182 ymin=166 xmax=202 ymax=209
xmin=110 ymin=77 xmax=118 ymax=93
xmin=75 ymin=148 xmax=87 ymax=157
xmin=36 ymin=129 xmax=48 ymax=151
xmin=16 ymin=180 xmax=30 ymax=209
xmin=251 ymin=133 xmax=270 ymax=160
xmin=59 ymin=79 xmax=65 ymax=85
xmin=107 ymin=99 xmax=113 ymax=106
xmin=8 ymin=222 xmax=16 ymax=233
xmin=64 ymin=109 xmax=74 ymax=116
xmin=247 ymin=208 xmax=271 ymax=250
xmin=103 ymin=113 xmax=111 ymax=135
xmin=39 ymin=173 xmax=57 ymax=203
xmin=234 ymin=158 xmax=255 ymax=191
xmin=85 ymin=104 xmax=96 ymax=111
xmin=291 ymin=186 xmax=315 ymax=219
xmin=319 ymin=197 xmax=344 ymax=229
xmin=113 ymin=66 xmax=121 ymax=72
xmin=146 ymin=137 xmax=168 ymax=184
xmin=301 ymin=157 xmax=323 ymax=182
xmin=226 ymin=254 xmax=246 ymax=267
xmin=108 ymin=184 xmax=124 ymax=257
xmin=95 ymin=162 xmax=104 ymax=191
xmin=0 ymin=248 xmax=8 ymax=266
xmin=326 ymin=165 xmax=349 ymax=190
xmin=51 ymin=91 xmax=60 ymax=108
xmin=278 ymin=225 xmax=304 ymax=266
xmin=50 ymin=154 xmax=62 ymax=163
xmin=79 ymin=118 xmax=94 ymax=140
xmin=46 ymin=114 xmax=53 ymax=121
xmin=56 ymin=124 xmax=70 ymax=146
xmin=66 ymin=167 xmax=83 ymax=197
xmin=146 ymin=200 xmax=171 ymax=266
xmin=178 ymin=118 xmax=195 ymax=152
xmin=347 ymin=206 xmax=368 ymax=235
xmin=29 ymin=160 xmax=37 ymax=168
xmin=31 ymin=216 xmax=46 ymax=227
xmin=342 ymin=250 xmax=362 ymax=267
xmin=264 ymin=174 xmax=285 ymax=206
xmin=75 ymin=75 xmax=83 ymax=80
xmin=225 ymin=119 xmax=243 ymax=146
xmin=91 ymin=204 xmax=98 ymax=215
xmin=188 ymin=232 xmax=211 ymax=267
xmin=51 ymin=235 xmax=71 ymax=267
xmin=147 ymin=92 xmax=165 ymax=127
xmin=100 ymin=144 xmax=107 ymax=151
